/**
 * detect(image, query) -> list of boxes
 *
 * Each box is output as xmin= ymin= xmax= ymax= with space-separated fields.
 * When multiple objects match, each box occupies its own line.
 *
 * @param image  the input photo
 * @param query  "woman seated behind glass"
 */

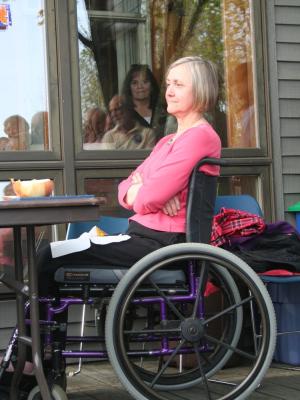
xmin=82 ymin=107 xmax=108 ymax=150
xmin=2 ymin=115 xmax=30 ymax=151
xmin=101 ymin=95 xmax=156 ymax=150
xmin=122 ymin=64 xmax=160 ymax=128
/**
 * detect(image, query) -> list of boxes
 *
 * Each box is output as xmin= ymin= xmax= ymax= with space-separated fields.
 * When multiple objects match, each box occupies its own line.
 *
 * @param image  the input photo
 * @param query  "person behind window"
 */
xmin=101 ymin=94 xmax=156 ymax=150
xmin=122 ymin=64 xmax=160 ymax=129
xmin=232 ymin=62 xmax=256 ymax=148
xmin=2 ymin=115 xmax=30 ymax=151
xmin=36 ymin=56 xmax=221 ymax=299
xmin=0 ymin=137 xmax=9 ymax=150
xmin=83 ymin=107 xmax=108 ymax=144
xmin=30 ymin=111 xmax=49 ymax=150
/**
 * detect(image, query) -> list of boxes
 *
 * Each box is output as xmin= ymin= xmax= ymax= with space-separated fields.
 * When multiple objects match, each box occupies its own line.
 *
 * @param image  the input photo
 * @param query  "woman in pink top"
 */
xmin=38 ymin=56 xmax=221 ymax=297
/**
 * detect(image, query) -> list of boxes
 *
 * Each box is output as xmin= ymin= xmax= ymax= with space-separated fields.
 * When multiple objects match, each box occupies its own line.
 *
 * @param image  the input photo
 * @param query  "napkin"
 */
xmin=50 ymin=226 xmax=130 ymax=258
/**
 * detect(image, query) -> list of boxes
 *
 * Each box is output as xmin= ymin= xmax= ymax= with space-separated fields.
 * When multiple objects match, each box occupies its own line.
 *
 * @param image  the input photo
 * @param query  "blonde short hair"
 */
xmin=167 ymin=56 xmax=219 ymax=113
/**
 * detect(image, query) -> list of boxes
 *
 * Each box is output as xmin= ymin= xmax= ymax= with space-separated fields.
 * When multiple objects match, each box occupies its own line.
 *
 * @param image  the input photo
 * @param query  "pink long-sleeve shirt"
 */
xmin=118 ymin=123 xmax=221 ymax=233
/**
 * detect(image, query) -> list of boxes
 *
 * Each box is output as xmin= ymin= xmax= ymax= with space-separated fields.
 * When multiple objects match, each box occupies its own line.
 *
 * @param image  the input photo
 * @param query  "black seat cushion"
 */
xmin=54 ymin=265 xmax=186 ymax=285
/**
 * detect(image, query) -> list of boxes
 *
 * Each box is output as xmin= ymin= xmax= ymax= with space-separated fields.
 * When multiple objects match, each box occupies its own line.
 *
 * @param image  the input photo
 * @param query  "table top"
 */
xmin=0 ymin=196 xmax=106 ymax=227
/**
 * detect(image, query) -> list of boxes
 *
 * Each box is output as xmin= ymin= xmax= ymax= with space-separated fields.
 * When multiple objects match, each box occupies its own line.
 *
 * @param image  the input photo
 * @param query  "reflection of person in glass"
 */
xmin=101 ymin=95 xmax=156 ymax=149
xmin=122 ymin=64 xmax=160 ymax=128
xmin=0 ymin=137 xmax=9 ymax=150
xmin=232 ymin=62 xmax=256 ymax=148
xmin=30 ymin=111 xmax=48 ymax=149
xmin=2 ymin=115 xmax=30 ymax=150
xmin=83 ymin=107 xmax=107 ymax=144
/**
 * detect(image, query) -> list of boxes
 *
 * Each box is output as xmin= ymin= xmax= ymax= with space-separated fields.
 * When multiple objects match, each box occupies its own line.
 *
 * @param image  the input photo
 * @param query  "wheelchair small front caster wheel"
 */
xmin=27 ymin=384 xmax=68 ymax=400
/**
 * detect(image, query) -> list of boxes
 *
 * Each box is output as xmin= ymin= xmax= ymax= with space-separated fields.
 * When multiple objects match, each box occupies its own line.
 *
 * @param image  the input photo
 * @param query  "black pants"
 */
xmin=37 ymin=221 xmax=185 ymax=297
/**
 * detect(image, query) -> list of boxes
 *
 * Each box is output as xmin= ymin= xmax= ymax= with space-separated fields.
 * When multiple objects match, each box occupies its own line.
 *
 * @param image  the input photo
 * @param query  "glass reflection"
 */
xmin=77 ymin=0 xmax=257 ymax=150
xmin=218 ymin=175 xmax=258 ymax=199
xmin=78 ymin=0 xmax=160 ymax=150
xmin=0 ymin=1 xmax=50 ymax=151
xmin=84 ymin=177 xmax=130 ymax=216
xmin=2 ymin=115 xmax=30 ymax=151
xmin=223 ymin=0 xmax=258 ymax=148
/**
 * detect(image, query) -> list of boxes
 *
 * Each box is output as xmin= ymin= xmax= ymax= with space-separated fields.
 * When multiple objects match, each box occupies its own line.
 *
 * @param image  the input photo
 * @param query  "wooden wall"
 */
xmin=268 ymin=0 xmax=300 ymax=224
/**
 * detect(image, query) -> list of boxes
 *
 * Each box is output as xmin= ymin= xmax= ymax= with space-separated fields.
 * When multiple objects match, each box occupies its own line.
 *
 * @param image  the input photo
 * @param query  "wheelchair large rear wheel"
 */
xmin=106 ymin=243 xmax=276 ymax=400
xmin=118 ymin=262 xmax=243 ymax=390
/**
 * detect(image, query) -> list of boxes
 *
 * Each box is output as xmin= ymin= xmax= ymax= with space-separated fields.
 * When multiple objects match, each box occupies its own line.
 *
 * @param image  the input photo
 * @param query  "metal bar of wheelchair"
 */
xmin=67 ymin=303 xmax=87 ymax=377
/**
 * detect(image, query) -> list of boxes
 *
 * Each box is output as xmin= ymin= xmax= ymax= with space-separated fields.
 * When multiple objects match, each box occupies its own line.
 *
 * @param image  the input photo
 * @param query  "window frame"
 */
xmin=222 ymin=0 xmax=269 ymax=158
xmin=71 ymin=1 xmax=152 ymax=157
xmin=69 ymin=0 xmax=270 ymax=160
xmin=0 ymin=0 xmax=61 ymax=162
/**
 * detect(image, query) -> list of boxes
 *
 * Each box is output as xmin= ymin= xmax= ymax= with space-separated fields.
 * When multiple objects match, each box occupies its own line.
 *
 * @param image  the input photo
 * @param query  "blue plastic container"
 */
xmin=267 ymin=282 xmax=300 ymax=365
xmin=288 ymin=201 xmax=300 ymax=233
xmin=296 ymin=213 xmax=300 ymax=233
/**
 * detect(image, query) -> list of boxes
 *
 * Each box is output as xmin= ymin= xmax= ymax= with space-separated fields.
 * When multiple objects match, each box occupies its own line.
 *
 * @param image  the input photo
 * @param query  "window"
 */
xmin=76 ymin=0 xmax=262 ymax=152
xmin=223 ymin=0 xmax=258 ymax=148
xmin=0 ymin=1 xmax=52 ymax=152
xmin=73 ymin=0 xmax=268 ymax=216
xmin=76 ymin=169 xmax=133 ymax=217
xmin=77 ymin=0 xmax=156 ymax=150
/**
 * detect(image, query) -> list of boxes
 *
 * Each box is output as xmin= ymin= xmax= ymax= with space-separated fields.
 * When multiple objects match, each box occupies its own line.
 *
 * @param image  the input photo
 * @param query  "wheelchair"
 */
xmin=0 ymin=158 xmax=277 ymax=400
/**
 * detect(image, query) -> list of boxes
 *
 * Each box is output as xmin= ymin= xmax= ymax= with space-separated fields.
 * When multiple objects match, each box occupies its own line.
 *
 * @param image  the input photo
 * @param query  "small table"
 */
xmin=0 ymin=196 xmax=105 ymax=399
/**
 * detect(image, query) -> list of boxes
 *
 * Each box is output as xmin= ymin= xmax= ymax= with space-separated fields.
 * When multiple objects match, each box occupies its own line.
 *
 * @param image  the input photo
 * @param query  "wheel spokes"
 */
xmin=150 ymin=339 xmax=187 ymax=388
xmin=204 ymin=333 xmax=256 ymax=361
xmin=192 ymin=260 xmax=209 ymax=319
xmin=148 ymin=277 xmax=185 ymax=321
xmin=193 ymin=343 xmax=213 ymax=400
xmin=204 ymin=295 xmax=253 ymax=325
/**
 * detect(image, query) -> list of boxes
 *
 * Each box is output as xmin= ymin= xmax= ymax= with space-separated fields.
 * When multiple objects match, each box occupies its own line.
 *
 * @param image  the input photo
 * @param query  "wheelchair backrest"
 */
xmin=186 ymin=159 xmax=218 ymax=244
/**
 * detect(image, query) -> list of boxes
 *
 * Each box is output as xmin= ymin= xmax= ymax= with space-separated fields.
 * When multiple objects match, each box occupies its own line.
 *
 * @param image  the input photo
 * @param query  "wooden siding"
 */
xmin=273 ymin=1 xmax=300 ymax=224
xmin=279 ymin=81 xmax=300 ymax=99
xmin=277 ymin=43 xmax=300 ymax=62
xmin=280 ymin=118 xmax=300 ymax=137
xmin=277 ymin=25 xmax=300 ymax=43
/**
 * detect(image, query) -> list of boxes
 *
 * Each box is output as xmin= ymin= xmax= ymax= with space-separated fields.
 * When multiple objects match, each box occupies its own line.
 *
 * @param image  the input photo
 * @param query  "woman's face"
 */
xmin=165 ymin=64 xmax=195 ymax=118
xmin=130 ymin=72 xmax=151 ymax=102
xmin=4 ymin=120 xmax=27 ymax=139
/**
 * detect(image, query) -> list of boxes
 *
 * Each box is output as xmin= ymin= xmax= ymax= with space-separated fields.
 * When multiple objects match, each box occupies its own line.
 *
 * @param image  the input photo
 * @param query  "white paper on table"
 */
xmin=50 ymin=228 xmax=130 ymax=258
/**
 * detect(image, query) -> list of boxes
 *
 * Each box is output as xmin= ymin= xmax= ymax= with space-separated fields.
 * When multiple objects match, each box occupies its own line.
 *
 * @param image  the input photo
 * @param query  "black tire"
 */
xmin=106 ymin=243 xmax=276 ymax=400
